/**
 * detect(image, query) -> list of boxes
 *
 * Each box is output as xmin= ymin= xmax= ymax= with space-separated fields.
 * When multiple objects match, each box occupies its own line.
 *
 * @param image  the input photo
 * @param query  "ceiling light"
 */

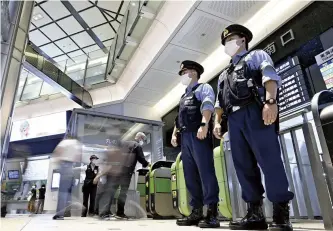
xmin=131 ymin=2 xmax=136 ymax=6
xmin=32 ymin=13 xmax=44 ymax=21
xmin=153 ymin=0 xmax=311 ymax=116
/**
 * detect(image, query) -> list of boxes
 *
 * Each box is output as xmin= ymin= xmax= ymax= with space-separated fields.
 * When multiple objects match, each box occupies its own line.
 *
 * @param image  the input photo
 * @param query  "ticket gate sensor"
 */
xmin=311 ymin=90 xmax=333 ymax=230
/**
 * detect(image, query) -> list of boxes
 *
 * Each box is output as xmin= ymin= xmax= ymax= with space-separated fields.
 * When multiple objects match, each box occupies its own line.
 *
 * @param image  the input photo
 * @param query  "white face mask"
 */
xmin=181 ymin=73 xmax=191 ymax=86
xmin=139 ymin=140 xmax=144 ymax=146
xmin=224 ymin=39 xmax=242 ymax=57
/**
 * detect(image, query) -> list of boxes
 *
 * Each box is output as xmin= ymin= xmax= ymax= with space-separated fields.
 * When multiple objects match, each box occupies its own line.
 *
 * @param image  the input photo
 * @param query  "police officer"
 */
xmin=171 ymin=61 xmax=220 ymax=228
xmin=213 ymin=24 xmax=294 ymax=231
xmin=81 ymin=154 xmax=99 ymax=217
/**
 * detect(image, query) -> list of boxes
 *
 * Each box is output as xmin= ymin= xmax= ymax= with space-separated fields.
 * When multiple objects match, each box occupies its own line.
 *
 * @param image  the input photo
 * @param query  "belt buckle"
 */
xmin=232 ymin=106 xmax=240 ymax=112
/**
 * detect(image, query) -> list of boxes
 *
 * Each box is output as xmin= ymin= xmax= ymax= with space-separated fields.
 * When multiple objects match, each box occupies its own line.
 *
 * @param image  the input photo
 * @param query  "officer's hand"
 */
xmin=171 ymin=135 xmax=178 ymax=147
xmin=262 ymin=103 xmax=278 ymax=125
xmin=213 ymin=123 xmax=222 ymax=139
xmin=197 ymin=125 xmax=208 ymax=140
xmin=93 ymin=177 xmax=99 ymax=185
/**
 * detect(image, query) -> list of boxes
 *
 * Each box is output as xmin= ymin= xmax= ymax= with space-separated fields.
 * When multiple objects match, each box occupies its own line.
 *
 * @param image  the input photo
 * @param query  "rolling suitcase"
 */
xmin=145 ymin=161 xmax=179 ymax=219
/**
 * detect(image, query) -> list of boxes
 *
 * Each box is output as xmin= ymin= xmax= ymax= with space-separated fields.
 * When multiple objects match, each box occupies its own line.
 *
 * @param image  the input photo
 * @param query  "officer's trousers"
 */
xmin=82 ymin=183 xmax=97 ymax=216
xmin=181 ymin=132 xmax=219 ymax=208
xmin=228 ymin=103 xmax=294 ymax=203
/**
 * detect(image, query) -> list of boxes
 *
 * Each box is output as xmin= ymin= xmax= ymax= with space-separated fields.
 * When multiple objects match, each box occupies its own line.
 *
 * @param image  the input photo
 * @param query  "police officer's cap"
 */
xmin=178 ymin=60 xmax=204 ymax=76
xmin=90 ymin=154 xmax=99 ymax=160
xmin=221 ymin=24 xmax=253 ymax=46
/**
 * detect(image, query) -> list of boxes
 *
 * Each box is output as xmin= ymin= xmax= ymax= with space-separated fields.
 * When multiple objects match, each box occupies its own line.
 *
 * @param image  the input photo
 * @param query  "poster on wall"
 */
xmin=315 ymin=46 xmax=333 ymax=90
xmin=10 ymin=112 xmax=67 ymax=142
xmin=51 ymin=171 xmax=61 ymax=189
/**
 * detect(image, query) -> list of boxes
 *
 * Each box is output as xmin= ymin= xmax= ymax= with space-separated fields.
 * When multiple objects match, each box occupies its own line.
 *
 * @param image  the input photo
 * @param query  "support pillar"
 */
xmin=0 ymin=0 xmax=34 ymax=179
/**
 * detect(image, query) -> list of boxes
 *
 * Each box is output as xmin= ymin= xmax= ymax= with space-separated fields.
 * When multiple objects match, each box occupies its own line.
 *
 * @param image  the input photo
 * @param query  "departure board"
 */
xmin=316 ymin=46 xmax=333 ymax=90
xmin=275 ymin=56 xmax=310 ymax=114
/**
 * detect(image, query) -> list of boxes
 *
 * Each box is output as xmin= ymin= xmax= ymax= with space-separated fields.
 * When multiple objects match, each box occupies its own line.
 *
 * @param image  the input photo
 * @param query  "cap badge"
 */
xmin=223 ymin=29 xmax=229 ymax=37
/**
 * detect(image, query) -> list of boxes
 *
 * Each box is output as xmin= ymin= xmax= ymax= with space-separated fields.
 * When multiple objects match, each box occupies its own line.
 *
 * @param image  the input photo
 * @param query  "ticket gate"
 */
xmin=171 ymin=143 xmax=232 ymax=219
xmin=214 ymin=141 xmax=232 ymax=219
xmin=171 ymin=153 xmax=191 ymax=217
xmin=145 ymin=161 xmax=179 ymax=219
xmin=137 ymin=169 xmax=149 ymax=216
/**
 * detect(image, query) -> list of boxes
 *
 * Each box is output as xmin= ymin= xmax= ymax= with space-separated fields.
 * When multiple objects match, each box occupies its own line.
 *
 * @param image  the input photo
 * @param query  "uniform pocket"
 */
xmin=235 ymin=78 xmax=252 ymax=99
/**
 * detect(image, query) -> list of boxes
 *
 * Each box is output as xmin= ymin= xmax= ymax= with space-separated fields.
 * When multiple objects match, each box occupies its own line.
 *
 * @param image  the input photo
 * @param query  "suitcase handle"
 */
xmin=137 ymin=168 xmax=149 ymax=175
xmin=151 ymin=161 xmax=174 ymax=171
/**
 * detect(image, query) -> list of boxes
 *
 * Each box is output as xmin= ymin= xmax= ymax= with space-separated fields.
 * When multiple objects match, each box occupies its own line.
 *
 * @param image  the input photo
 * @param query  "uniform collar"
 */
xmin=186 ymin=81 xmax=199 ymax=92
xmin=232 ymin=49 xmax=248 ymax=65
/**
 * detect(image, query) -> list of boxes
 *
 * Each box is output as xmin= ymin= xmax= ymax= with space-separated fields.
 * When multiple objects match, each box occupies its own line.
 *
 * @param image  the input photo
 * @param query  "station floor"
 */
xmin=0 ymin=215 xmax=327 ymax=231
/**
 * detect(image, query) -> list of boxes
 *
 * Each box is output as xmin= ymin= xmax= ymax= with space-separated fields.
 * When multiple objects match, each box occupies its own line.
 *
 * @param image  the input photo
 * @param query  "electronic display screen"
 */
xmin=318 ymin=58 xmax=333 ymax=90
xmin=8 ymin=170 xmax=20 ymax=180
xmin=315 ymin=46 xmax=333 ymax=91
xmin=275 ymin=56 xmax=310 ymax=114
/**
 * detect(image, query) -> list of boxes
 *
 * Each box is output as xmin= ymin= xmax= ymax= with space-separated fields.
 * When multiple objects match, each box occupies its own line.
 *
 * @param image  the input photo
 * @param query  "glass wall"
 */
xmin=68 ymin=109 xmax=164 ymax=204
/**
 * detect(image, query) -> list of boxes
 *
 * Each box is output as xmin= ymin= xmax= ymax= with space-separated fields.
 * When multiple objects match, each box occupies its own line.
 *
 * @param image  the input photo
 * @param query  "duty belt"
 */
xmin=179 ymin=126 xmax=198 ymax=133
xmin=179 ymin=126 xmax=187 ymax=132
xmin=228 ymin=101 xmax=256 ymax=114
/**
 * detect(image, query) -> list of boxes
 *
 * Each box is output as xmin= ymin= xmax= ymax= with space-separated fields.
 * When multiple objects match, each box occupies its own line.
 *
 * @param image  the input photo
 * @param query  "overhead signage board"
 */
xmin=10 ymin=112 xmax=67 ymax=142
xmin=275 ymin=56 xmax=310 ymax=114
xmin=315 ymin=46 xmax=333 ymax=90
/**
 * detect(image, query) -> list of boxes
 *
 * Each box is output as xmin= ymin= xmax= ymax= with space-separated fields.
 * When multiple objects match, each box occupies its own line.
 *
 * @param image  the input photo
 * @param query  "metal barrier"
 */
xmin=311 ymin=90 xmax=333 ymax=229
xmin=224 ymin=106 xmax=333 ymax=230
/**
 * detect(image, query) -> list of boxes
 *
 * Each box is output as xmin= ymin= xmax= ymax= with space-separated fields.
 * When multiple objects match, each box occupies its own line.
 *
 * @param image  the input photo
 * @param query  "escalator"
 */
xmin=23 ymin=44 xmax=93 ymax=109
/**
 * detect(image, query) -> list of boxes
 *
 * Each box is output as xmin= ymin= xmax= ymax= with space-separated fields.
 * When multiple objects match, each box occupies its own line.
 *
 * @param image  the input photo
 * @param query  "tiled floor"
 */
xmin=0 ymin=215 xmax=327 ymax=231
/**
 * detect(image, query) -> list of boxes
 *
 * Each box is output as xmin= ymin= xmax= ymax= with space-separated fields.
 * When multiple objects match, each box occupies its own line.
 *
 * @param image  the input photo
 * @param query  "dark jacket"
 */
xmin=38 ymin=187 xmax=46 ymax=200
xmin=120 ymin=141 xmax=149 ymax=174
xmin=31 ymin=188 xmax=37 ymax=200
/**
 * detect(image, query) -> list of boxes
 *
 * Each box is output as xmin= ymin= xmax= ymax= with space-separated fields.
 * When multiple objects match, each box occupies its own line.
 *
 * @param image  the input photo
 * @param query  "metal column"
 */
xmin=0 ymin=0 xmax=34 ymax=179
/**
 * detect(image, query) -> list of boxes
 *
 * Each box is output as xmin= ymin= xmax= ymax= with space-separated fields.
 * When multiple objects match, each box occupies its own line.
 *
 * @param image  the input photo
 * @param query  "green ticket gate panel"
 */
xmin=171 ymin=162 xmax=179 ymax=213
xmin=146 ymin=161 xmax=179 ymax=219
xmin=137 ymin=169 xmax=149 ymax=215
xmin=214 ymin=141 xmax=232 ymax=219
xmin=176 ymin=154 xmax=192 ymax=217
xmin=171 ymin=154 xmax=191 ymax=217
xmin=172 ymin=141 xmax=232 ymax=219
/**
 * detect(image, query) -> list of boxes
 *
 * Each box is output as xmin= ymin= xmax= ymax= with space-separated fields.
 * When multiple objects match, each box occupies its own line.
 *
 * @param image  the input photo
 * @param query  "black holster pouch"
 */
xmin=220 ymin=114 xmax=228 ymax=136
